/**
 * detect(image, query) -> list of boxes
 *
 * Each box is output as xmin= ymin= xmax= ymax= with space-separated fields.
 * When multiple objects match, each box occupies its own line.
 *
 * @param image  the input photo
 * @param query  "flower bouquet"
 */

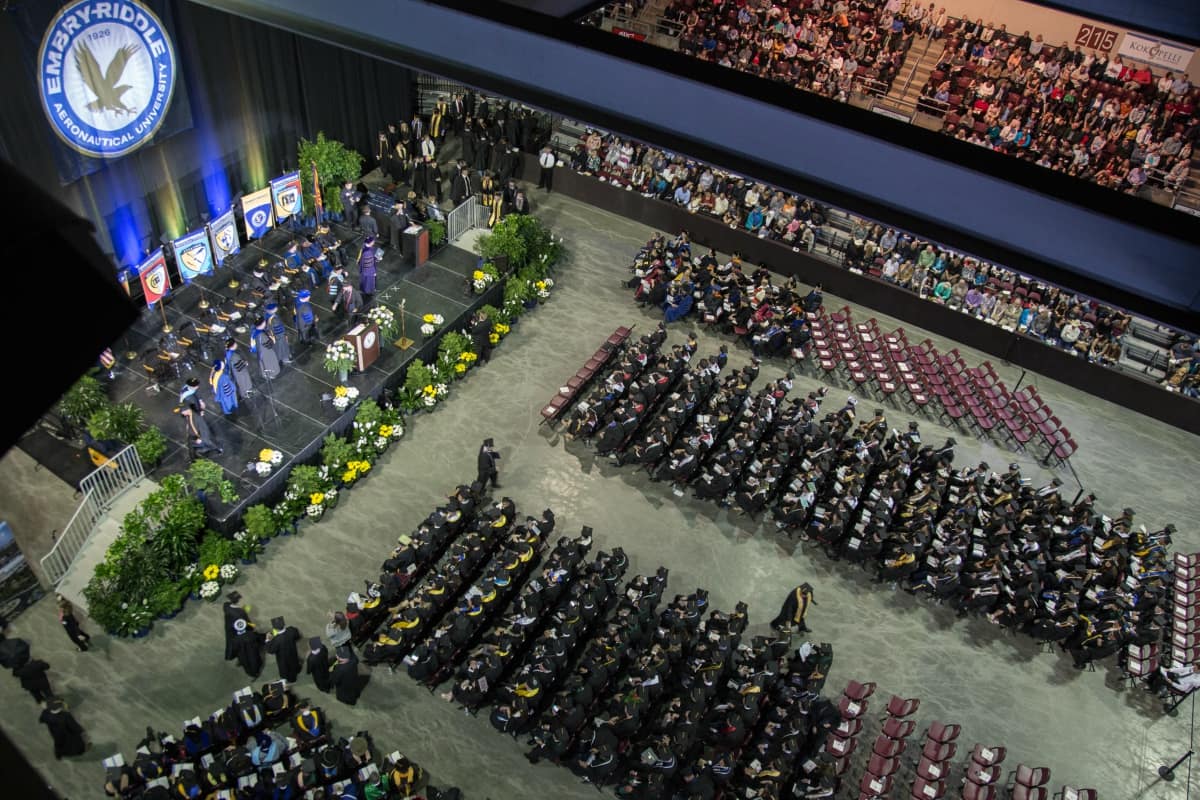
xmin=324 ymin=339 xmax=356 ymax=379
xmin=535 ymin=278 xmax=553 ymax=299
xmin=255 ymin=448 xmax=283 ymax=477
xmin=342 ymin=459 xmax=372 ymax=486
xmin=420 ymin=313 xmax=444 ymax=337
xmin=332 ymin=385 xmax=360 ymax=411
xmin=219 ymin=563 xmax=238 ymax=582
xmin=199 ymin=580 xmax=220 ymax=600
xmin=471 ymin=263 xmax=500 ymax=294
xmin=366 ymin=305 xmax=399 ymax=340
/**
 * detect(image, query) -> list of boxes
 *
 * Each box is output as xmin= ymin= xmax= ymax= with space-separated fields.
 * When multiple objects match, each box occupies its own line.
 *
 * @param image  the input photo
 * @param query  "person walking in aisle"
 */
xmin=769 ymin=583 xmax=817 ymax=633
xmin=56 ymin=596 xmax=91 ymax=652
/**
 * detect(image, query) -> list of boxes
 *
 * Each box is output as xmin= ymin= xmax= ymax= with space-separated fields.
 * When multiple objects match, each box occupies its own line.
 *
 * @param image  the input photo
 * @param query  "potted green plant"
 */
xmin=424 ymin=219 xmax=447 ymax=248
xmin=298 ymin=131 xmax=365 ymax=217
xmin=187 ymin=458 xmax=239 ymax=506
xmin=232 ymin=530 xmax=263 ymax=564
xmin=365 ymin=304 xmax=400 ymax=341
xmin=243 ymin=504 xmax=277 ymax=542
xmin=134 ymin=426 xmax=168 ymax=467
xmin=150 ymin=581 xmax=187 ymax=619
xmin=58 ymin=374 xmax=108 ymax=438
xmin=324 ymin=339 xmax=356 ymax=383
xmin=88 ymin=401 xmax=145 ymax=444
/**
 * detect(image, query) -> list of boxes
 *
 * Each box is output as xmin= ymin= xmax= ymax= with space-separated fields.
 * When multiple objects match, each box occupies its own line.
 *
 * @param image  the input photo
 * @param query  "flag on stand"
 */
xmin=137 ymin=248 xmax=171 ymax=306
xmin=171 ymin=228 xmax=215 ymax=282
xmin=312 ymin=161 xmax=324 ymax=221
xmin=270 ymin=171 xmax=303 ymax=222
xmin=241 ymin=187 xmax=275 ymax=240
xmin=208 ymin=207 xmax=241 ymax=266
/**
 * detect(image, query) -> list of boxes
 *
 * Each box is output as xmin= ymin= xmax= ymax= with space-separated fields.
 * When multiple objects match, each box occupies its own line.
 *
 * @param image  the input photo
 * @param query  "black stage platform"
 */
xmin=19 ymin=219 xmax=497 ymax=531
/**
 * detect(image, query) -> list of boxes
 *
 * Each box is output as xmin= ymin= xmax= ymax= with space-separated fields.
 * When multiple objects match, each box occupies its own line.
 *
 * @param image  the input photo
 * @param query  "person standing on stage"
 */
xmin=263 ymin=303 xmax=292 ymax=365
xmin=334 ymin=280 xmax=364 ymax=326
xmin=315 ymin=224 xmax=344 ymax=269
xmin=294 ymin=290 xmax=320 ymax=345
xmin=340 ymin=182 xmax=361 ymax=229
xmin=430 ymin=96 xmax=449 ymax=142
xmin=360 ymin=207 xmax=379 ymax=240
xmin=250 ymin=317 xmax=282 ymax=380
xmin=209 ymin=359 xmax=238 ymax=415
xmin=769 ymin=583 xmax=817 ymax=633
xmin=225 ymin=338 xmax=254 ymax=400
xmin=538 ymin=146 xmax=556 ymax=192
xmin=306 ymin=637 xmax=332 ymax=693
xmin=358 ymin=237 xmax=378 ymax=307
xmin=451 ymin=166 xmax=474 ymax=206
xmin=477 ymin=438 xmax=501 ymax=490
xmin=56 ymin=596 xmax=91 ymax=652
xmin=387 ymin=203 xmax=409 ymax=251
xmin=180 ymin=396 xmax=221 ymax=457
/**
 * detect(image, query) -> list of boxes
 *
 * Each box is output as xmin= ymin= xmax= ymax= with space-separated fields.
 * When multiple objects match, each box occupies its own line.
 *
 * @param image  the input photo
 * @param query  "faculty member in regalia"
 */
xmin=358 ymin=237 xmax=378 ymax=306
xmin=250 ymin=317 xmax=282 ymax=380
xmin=225 ymin=338 xmax=254 ymax=400
xmin=294 ymin=290 xmax=320 ymax=345
xmin=264 ymin=303 xmax=292 ymax=365
xmin=209 ymin=359 xmax=238 ymax=415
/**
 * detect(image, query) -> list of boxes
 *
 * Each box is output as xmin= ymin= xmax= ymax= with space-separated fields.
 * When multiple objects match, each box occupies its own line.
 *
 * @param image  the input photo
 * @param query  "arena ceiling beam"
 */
xmin=187 ymin=0 xmax=1200 ymax=328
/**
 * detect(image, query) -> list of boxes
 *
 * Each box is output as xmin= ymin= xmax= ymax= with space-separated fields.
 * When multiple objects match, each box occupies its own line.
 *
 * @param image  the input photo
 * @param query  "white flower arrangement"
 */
xmin=199 ymin=580 xmax=220 ymax=599
xmin=255 ymin=448 xmax=282 ymax=476
xmin=375 ymin=436 xmax=389 ymax=450
xmin=324 ymin=339 xmax=356 ymax=376
xmin=435 ymin=383 xmax=448 ymax=397
xmin=324 ymin=487 xmax=338 ymax=501
xmin=472 ymin=278 xmax=489 ymax=291
xmin=390 ymin=425 xmax=403 ymax=440
xmin=233 ymin=531 xmax=248 ymax=543
xmin=306 ymin=504 xmax=324 ymax=518
xmin=366 ymin=305 xmax=397 ymax=338
xmin=219 ymin=563 xmax=238 ymax=581
xmin=269 ymin=451 xmax=283 ymax=465
xmin=255 ymin=462 xmax=273 ymax=477
xmin=420 ymin=323 xmax=436 ymax=336
xmin=422 ymin=394 xmax=437 ymax=407
xmin=428 ymin=314 xmax=444 ymax=324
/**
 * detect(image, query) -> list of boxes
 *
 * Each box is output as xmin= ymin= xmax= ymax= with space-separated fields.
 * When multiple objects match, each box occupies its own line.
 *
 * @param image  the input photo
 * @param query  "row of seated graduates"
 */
xmin=628 ymin=232 xmax=821 ymax=359
xmin=362 ymin=488 xmax=555 ymax=667
xmin=560 ymin=322 xmax=671 ymax=442
xmin=101 ymin=681 xmax=443 ymax=800
xmin=770 ymin=401 xmax=1170 ymax=672
xmin=595 ymin=332 xmax=1171 ymax=680
xmin=620 ymin=236 xmax=1173 ymax=678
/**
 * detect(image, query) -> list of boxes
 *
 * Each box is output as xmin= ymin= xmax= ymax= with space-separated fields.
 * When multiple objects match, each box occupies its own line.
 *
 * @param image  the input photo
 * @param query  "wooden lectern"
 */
xmin=404 ymin=224 xmax=429 ymax=268
xmin=344 ymin=323 xmax=381 ymax=372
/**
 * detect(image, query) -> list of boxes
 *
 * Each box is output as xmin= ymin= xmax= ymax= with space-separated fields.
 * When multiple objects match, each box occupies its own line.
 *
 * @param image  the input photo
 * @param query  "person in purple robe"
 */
xmin=358 ymin=235 xmax=378 ymax=306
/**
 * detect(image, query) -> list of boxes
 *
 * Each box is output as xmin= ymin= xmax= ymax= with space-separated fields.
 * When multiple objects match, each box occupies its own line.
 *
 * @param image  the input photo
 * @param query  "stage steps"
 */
xmin=56 ymin=479 xmax=158 ymax=612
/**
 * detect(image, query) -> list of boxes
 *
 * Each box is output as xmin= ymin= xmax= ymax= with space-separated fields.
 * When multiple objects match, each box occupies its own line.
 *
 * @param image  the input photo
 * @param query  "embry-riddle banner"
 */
xmin=20 ymin=0 xmax=193 ymax=182
xmin=270 ymin=171 xmax=303 ymax=221
xmin=241 ymin=186 xmax=274 ymax=240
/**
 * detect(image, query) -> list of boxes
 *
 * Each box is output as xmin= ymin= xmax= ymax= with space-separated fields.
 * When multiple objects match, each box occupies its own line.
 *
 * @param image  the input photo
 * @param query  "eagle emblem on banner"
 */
xmin=215 ymin=224 xmax=236 ymax=253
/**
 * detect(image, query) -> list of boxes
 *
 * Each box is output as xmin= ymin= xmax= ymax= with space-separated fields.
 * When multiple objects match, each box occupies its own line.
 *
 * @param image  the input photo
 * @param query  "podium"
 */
xmin=403 ymin=225 xmax=429 ymax=268
xmin=344 ymin=323 xmax=380 ymax=372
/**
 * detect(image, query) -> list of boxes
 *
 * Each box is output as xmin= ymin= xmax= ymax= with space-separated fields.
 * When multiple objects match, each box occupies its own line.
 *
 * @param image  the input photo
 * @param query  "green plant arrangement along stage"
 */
xmin=298 ymin=132 xmax=364 ymax=215
xmin=80 ymin=213 xmax=564 ymax=638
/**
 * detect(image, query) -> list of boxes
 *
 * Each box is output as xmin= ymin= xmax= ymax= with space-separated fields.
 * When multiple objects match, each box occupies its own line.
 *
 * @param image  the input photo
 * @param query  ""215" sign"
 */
xmin=1075 ymin=23 xmax=1119 ymax=51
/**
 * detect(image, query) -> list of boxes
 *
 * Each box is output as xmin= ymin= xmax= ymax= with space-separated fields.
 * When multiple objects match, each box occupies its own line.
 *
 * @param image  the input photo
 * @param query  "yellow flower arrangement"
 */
xmin=461 ymin=351 xmax=477 ymax=362
xmin=258 ymin=448 xmax=275 ymax=463
xmin=342 ymin=467 xmax=358 ymax=483
xmin=356 ymin=460 xmax=371 ymax=474
xmin=473 ymin=270 xmax=486 ymax=281
xmin=379 ymin=425 xmax=393 ymax=438
xmin=494 ymin=323 xmax=510 ymax=335
xmin=334 ymin=386 xmax=348 ymax=398
xmin=455 ymin=363 xmax=467 ymax=373
xmin=422 ymin=384 xmax=437 ymax=397
xmin=534 ymin=280 xmax=548 ymax=291
xmin=203 ymin=564 xmax=220 ymax=581
xmin=310 ymin=492 xmax=325 ymax=506
xmin=422 ymin=313 xmax=438 ymax=323
xmin=488 ymin=333 xmax=500 ymax=344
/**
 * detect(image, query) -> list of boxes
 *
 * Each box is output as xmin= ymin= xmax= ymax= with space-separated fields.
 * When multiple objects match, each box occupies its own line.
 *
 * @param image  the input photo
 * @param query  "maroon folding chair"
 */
xmin=844 ymin=680 xmax=877 ymax=701
xmin=826 ymin=732 xmax=858 ymax=759
xmin=925 ymin=721 xmax=961 ymax=744
xmin=1012 ymin=765 xmax=1051 ymax=788
xmin=965 ymin=761 xmax=1001 ymax=786
xmin=881 ymin=717 xmax=916 ymax=740
xmin=969 ymin=744 xmax=1007 ymax=767
xmin=866 ymin=752 xmax=900 ymax=778
xmin=860 ymin=771 xmax=895 ymax=799
xmin=1011 ymin=787 xmax=1048 ymax=800
xmin=916 ymin=756 xmax=951 ymax=781
xmin=961 ymin=782 xmax=996 ymax=800
xmin=911 ymin=777 xmax=947 ymax=800
xmin=873 ymin=734 xmax=907 ymax=758
xmin=885 ymin=696 xmax=921 ymax=719
xmin=839 ymin=695 xmax=870 ymax=720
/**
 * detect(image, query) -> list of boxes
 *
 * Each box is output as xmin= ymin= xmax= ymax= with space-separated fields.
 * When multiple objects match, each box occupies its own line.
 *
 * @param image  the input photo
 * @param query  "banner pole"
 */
xmin=159 ymin=300 xmax=172 ymax=333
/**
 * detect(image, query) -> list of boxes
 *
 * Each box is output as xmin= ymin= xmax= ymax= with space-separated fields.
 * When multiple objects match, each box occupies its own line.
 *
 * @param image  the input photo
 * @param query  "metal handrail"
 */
xmin=895 ymin=33 xmax=937 ymax=102
xmin=40 ymin=444 xmax=145 ymax=585
xmin=446 ymin=195 xmax=485 ymax=243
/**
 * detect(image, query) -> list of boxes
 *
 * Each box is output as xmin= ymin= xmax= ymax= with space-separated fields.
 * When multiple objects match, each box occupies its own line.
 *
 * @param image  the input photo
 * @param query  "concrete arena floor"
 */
xmin=1 ymin=191 xmax=1199 ymax=799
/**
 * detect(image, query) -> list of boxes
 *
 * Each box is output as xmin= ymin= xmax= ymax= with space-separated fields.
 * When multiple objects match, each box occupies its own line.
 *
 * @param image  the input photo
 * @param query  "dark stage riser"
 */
xmin=63 ymin=220 xmax=500 ymax=532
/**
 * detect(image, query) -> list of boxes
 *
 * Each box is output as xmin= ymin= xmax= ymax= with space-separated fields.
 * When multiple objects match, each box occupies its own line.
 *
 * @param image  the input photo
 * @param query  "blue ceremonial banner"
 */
xmin=171 ymin=228 xmax=213 ymax=282
xmin=270 ymin=170 xmax=303 ymax=221
xmin=208 ymin=207 xmax=240 ymax=265
xmin=241 ymin=186 xmax=274 ymax=240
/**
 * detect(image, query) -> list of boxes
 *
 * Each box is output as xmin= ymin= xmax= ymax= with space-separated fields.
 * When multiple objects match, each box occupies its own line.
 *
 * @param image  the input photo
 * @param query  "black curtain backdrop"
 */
xmin=0 ymin=0 xmax=414 ymax=268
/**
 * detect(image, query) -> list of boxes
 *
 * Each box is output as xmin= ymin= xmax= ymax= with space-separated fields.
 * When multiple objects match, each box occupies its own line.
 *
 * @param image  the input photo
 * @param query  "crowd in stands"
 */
xmin=561 ymin=304 xmax=1179 ymax=681
xmin=670 ymin=0 xmax=919 ymax=101
xmin=98 ymin=686 xmax=454 ymax=799
xmin=615 ymin=1 xmax=1198 ymax=203
xmin=922 ymin=20 xmax=1197 ymax=196
xmin=561 ymin=127 xmax=1200 ymax=395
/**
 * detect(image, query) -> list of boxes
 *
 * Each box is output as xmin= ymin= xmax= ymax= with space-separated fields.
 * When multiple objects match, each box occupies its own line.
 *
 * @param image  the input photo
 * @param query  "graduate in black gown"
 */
xmin=39 ymin=698 xmax=86 ymax=759
xmin=477 ymin=438 xmax=500 ymax=490
xmin=769 ymin=583 xmax=816 ymax=633
xmin=14 ymin=655 xmax=53 ymax=703
xmin=305 ymin=637 xmax=332 ymax=693
xmin=223 ymin=592 xmax=249 ymax=661
xmin=265 ymin=616 xmax=302 ymax=683
xmin=330 ymin=646 xmax=366 ymax=706
xmin=230 ymin=617 xmax=264 ymax=678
